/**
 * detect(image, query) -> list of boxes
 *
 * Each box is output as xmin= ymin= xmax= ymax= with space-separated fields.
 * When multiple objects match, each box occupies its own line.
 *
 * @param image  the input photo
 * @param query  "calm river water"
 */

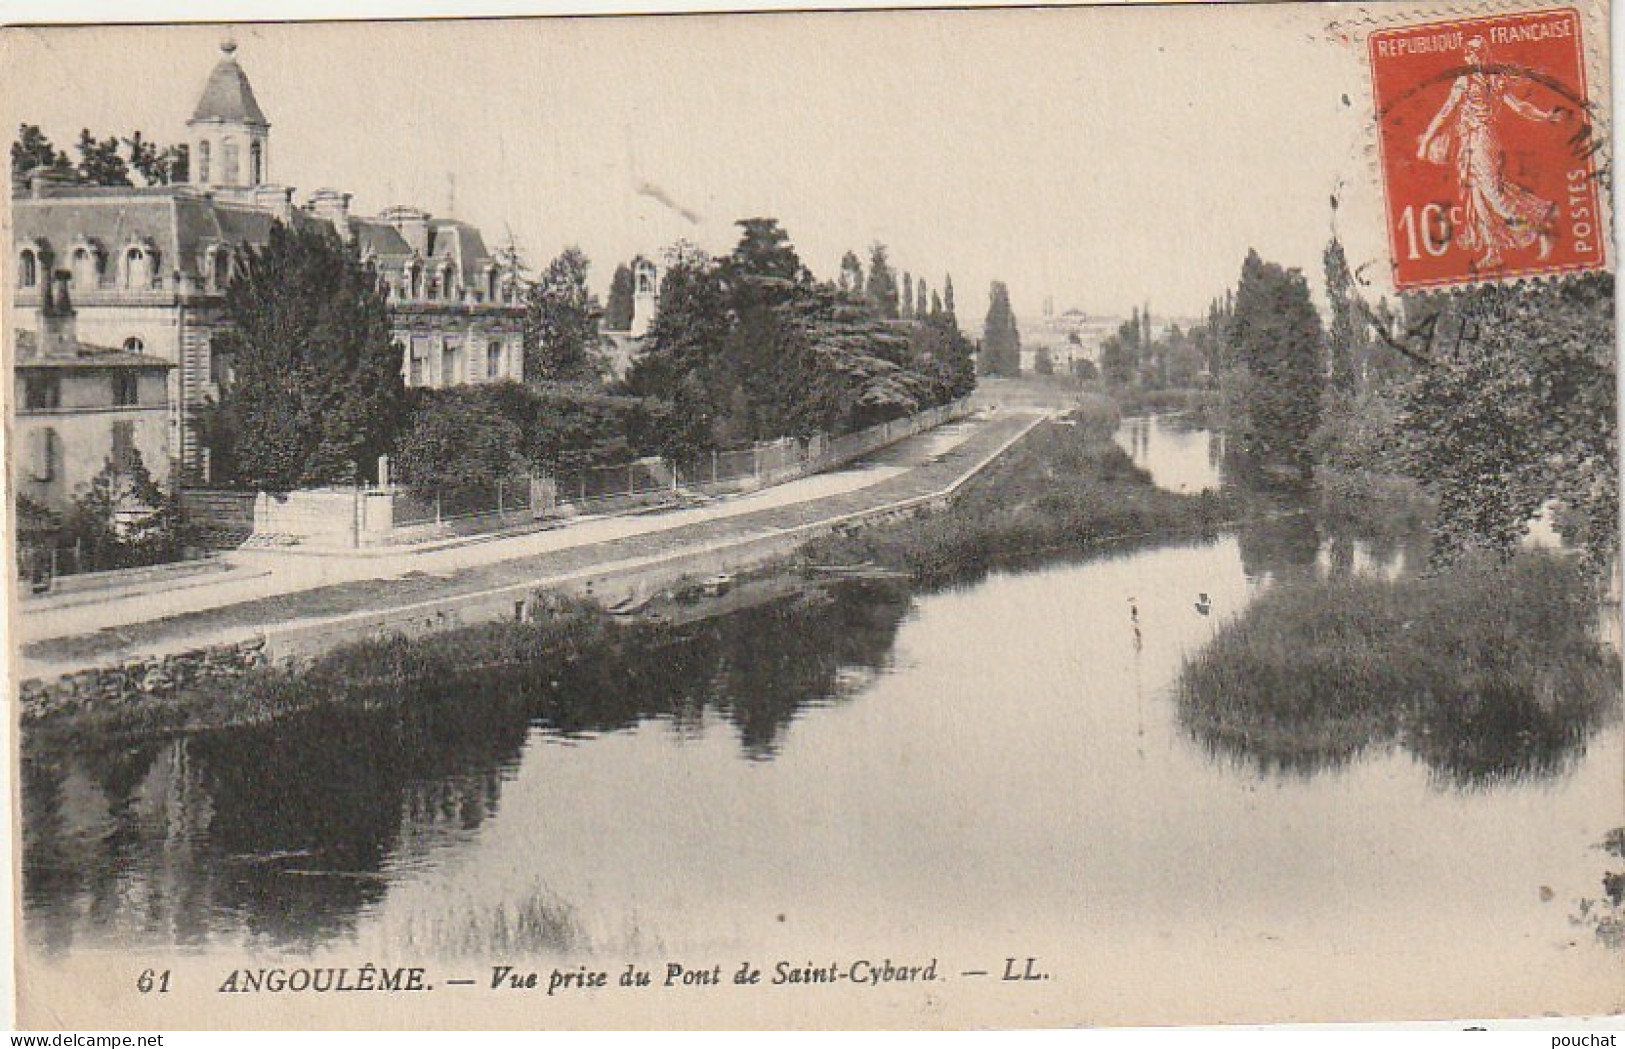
xmin=21 ymin=415 xmax=1623 ymax=1022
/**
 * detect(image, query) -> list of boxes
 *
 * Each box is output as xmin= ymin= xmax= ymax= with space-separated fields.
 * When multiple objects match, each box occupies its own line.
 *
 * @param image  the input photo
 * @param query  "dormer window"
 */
xmin=485 ymin=266 xmax=499 ymax=302
xmin=206 ymin=246 xmax=232 ymax=291
xmin=440 ymin=264 xmax=457 ymax=301
xmin=124 ymin=245 xmax=155 ymax=289
xmin=71 ymin=243 xmax=104 ymax=288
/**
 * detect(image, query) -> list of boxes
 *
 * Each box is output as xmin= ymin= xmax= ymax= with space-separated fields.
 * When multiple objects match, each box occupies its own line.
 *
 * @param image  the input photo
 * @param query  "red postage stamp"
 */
xmin=1369 ymin=8 xmax=1605 ymax=289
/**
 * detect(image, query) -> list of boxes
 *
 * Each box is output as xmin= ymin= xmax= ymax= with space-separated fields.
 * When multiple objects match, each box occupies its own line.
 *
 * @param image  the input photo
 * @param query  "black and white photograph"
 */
xmin=3 ymin=0 xmax=1620 ymax=1030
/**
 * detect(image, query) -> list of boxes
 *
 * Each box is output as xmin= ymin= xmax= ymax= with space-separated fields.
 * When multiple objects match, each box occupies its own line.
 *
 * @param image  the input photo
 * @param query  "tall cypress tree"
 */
xmin=866 ymin=244 xmax=900 ymax=318
xmin=980 ymin=281 xmax=1021 ymax=377
xmin=605 ymin=262 xmax=635 ymax=332
xmin=1228 ymin=250 xmax=1326 ymax=480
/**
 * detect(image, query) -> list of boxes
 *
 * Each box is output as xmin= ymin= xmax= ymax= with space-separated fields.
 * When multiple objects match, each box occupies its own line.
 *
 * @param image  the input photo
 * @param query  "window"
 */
xmin=125 ymin=247 xmax=152 ymax=289
xmin=112 ymin=372 xmax=139 ymax=407
xmin=486 ymin=269 xmax=498 ymax=302
xmin=441 ymin=266 xmax=457 ymax=301
xmin=19 ymin=250 xmax=37 ymax=289
xmin=442 ymin=340 xmax=463 ymax=384
xmin=249 ymin=141 xmax=262 ymax=184
xmin=111 ymin=420 xmax=135 ymax=465
xmin=409 ymin=338 xmax=428 ymax=386
xmin=197 ymin=140 xmax=211 ymax=182
xmin=210 ymin=341 xmax=235 ymax=388
xmin=221 ymin=138 xmax=239 ymax=185
xmin=24 ymin=374 xmax=60 ymax=411
xmin=212 ymin=248 xmax=231 ymax=290
xmin=123 ymin=337 xmax=145 ymax=354
xmin=29 ymin=428 xmax=58 ymax=482
xmin=72 ymin=246 xmax=100 ymax=287
xmin=487 ymin=340 xmax=503 ymax=379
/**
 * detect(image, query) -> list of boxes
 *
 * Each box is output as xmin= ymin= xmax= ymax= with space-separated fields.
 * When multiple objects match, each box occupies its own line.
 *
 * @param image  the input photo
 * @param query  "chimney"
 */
xmin=381 ymin=205 xmax=430 ymax=257
xmin=28 ymin=167 xmax=74 ymax=200
xmin=308 ymin=188 xmax=353 ymax=239
xmin=252 ymin=184 xmax=296 ymax=223
xmin=38 ymin=270 xmax=77 ymax=355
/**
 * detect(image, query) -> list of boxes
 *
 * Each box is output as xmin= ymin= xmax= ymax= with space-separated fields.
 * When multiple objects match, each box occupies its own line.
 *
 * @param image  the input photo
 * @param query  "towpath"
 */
xmin=19 ymin=409 xmax=1045 ymax=678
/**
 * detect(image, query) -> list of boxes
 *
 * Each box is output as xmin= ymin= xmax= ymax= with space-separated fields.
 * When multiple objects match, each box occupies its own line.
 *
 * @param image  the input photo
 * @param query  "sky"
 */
xmin=2 ymin=3 xmax=1400 ymax=327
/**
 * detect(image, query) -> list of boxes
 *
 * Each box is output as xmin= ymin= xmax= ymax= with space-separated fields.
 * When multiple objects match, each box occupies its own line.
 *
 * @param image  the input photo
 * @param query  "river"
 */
xmin=20 ymin=414 xmax=1623 ymax=1024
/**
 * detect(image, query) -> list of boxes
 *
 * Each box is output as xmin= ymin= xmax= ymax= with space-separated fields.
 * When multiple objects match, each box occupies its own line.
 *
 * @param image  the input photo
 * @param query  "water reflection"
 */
xmin=21 ymin=584 xmax=912 ymax=954
xmin=19 ymin=419 xmax=1620 ymax=1007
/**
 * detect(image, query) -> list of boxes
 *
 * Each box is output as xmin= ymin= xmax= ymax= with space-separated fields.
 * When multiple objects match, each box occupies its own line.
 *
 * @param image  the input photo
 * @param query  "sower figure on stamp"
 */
xmin=1415 ymin=35 xmax=1564 ymax=270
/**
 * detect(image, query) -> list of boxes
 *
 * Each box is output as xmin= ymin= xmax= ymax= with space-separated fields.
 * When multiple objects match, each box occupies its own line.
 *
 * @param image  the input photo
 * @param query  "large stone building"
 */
xmin=10 ymin=41 xmax=526 ymax=493
xmin=14 ymin=273 xmax=173 ymax=513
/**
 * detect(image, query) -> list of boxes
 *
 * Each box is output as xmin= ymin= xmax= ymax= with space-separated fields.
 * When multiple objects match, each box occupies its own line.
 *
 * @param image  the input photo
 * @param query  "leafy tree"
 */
xmin=865 ymin=243 xmax=900 ymax=318
xmin=1396 ymin=272 xmax=1615 ymax=568
xmin=605 ymin=262 xmax=635 ymax=331
xmin=524 ymin=246 xmax=605 ymax=384
xmin=729 ymin=217 xmax=808 ymax=284
xmin=124 ymin=131 xmax=188 ymax=185
xmin=11 ymin=124 xmax=73 ymax=182
xmin=909 ymin=303 xmax=977 ymax=400
xmin=1227 ymin=249 xmax=1326 ymax=481
xmin=395 ymin=388 xmax=525 ymax=501
xmin=60 ymin=448 xmax=188 ymax=570
xmin=979 ymin=281 xmax=1021 ymax=377
xmin=624 ymin=246 xmax=729 ymax=456
xmin=74 ymin=128 xmax=131 ymax=187
xmin=202 ymin=221 xmax=408 ymax=489
xmin=1100 ymin=332 xmax=1135 ymax=387
xmin=1034 ymin=346 xmax=1055 ymax=376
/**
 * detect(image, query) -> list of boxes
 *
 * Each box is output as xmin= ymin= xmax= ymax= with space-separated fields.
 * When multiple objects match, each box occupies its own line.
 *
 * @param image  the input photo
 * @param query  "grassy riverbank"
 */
xmin=1178 ymin=551 xmax=1621 ymax=785
xmin=801 ymin=393 xmax=1237 ymax=585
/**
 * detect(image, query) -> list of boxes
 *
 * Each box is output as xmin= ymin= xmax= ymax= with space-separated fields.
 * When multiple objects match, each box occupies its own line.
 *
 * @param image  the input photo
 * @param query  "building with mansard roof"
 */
xmin=10 ymin=41 xmax=526 ymax=490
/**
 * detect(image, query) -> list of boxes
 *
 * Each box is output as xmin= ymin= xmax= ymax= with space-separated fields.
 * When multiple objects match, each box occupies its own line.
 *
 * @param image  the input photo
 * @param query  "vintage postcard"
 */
xmin=3 ymin=0 xmax=1620 ymax=1031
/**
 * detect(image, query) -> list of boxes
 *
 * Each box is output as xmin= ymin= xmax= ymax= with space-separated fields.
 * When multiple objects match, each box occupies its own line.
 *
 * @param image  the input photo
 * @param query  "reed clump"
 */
xmin=1178 ymin=552 xmax=1621 ymax=785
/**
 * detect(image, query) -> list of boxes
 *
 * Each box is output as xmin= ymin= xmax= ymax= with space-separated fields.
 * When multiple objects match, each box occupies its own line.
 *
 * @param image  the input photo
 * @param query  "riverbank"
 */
xmin=18 ymin=410 xmax=1042 ymax=740
xmin=24 ymin=392 xmax=1201 ymax=743
xmin=1109 ymin=386 xmax=1224 ymax=424
xmin=802 ymin=393 xmax=1237 ymax=585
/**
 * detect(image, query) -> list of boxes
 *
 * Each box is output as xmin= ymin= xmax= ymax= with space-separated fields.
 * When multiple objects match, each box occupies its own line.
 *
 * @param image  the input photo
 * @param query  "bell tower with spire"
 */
xmin=187 ymin=40 xmax=271 ymax=192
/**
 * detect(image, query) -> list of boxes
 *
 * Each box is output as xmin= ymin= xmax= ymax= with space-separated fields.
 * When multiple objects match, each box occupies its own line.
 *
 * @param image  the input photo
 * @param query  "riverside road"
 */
xmin=18 ymin=409 xmax=1045 ymax=680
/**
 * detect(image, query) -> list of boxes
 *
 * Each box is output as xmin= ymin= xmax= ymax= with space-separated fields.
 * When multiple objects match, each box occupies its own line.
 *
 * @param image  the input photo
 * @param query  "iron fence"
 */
xmin=392 ymin=475 xmax=539 ymax=527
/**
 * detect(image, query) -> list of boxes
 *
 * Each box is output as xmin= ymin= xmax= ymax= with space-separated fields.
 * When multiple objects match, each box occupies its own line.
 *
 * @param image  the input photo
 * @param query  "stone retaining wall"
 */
xmin=19 ymin=637 xmax=267 ymax=724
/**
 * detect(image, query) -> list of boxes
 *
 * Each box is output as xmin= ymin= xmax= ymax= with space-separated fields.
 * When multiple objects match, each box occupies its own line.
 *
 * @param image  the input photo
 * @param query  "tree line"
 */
xmin=196 ymin=217 xmax=975 ymax=503
xmin=12 ymin=123 xmax=188 ymax=187
xmin=1161 ymin=236 xmax=1614 ymax=572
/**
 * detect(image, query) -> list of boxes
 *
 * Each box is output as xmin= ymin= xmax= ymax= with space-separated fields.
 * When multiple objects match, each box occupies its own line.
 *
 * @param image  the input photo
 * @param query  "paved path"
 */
xmin=20 ymin=410 xmax=1044 ymax=676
